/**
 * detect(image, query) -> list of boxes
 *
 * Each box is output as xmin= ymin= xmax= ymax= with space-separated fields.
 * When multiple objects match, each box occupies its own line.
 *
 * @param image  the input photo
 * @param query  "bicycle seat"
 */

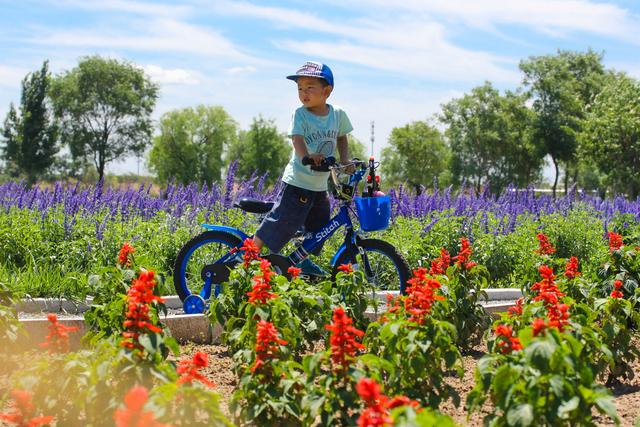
xmin=233 ymin=197 xmax=274 ymax=214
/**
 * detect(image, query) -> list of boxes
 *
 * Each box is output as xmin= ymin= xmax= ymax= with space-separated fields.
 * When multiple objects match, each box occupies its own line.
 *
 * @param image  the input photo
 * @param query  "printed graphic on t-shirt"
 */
xmin=315 ymin=140 xmax=335 ymax=157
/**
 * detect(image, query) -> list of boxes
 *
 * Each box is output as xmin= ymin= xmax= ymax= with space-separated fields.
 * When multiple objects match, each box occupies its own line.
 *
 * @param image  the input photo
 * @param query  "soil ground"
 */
xmin=177 ymin=341 xmax=640 ymax=427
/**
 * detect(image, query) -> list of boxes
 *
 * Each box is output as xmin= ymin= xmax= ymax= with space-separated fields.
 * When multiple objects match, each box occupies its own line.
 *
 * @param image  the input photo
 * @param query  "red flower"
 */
xmin=114 ymin=386 xmax=170 ymax=427
xmin=118 ymin=242 xmax=136 ymax=267
xmin=251 ymin=321 xmax=287 ymax=374
xmin=337 ymin=263 xmax=354 ymax=274
xmin=611 ymin=280 xmax=624 ymax=299
xmin=531 ymin=265 xmax=570 ymax=333
xmin=0 ymin=389 xmax=55 ymax=427
xmin=121 ymin=271 xmax=165 ymax=352
xmin=247 ymin=259 xmax=277 ymax=304
xmin=177 ymin=352 xmax=215 ymax=388
xmin=240 ymin=238 xmax=261 ymax=267
xmin=532 ymin=318 xmax=547 ymax=336
xmin=386 ymin=396 xmax=420 ymax=410
xmin=356 ymin=378 xmax=383 ymax=406
xmin=39 ymin=313 xmax=79 ymax=353
xmin=325 ymin=307 xmax=365 ymax=371
xmin=507 ymin=298 xmax=524 ymax=317
xmin=429 ymin=248 xmax=450 ymax=276
xmin=452 ymin=237 xmax=476 ymax=270
xmin=404 ymin=268 xmax=445 ymax=324
xmin=534 ymin=233 xmax=556 ymax=255
xmin=564 ymin=256 xmax=580 ymax=279
xmin=494 ymin=324 xmax=523 ymax=353
xmin=287 ymin=266 xmax=301 ymax=279
xmin=355 ymin=378 xmax=419 ymax=427
xmin=608 ymin=231 xmax=623 ymax=252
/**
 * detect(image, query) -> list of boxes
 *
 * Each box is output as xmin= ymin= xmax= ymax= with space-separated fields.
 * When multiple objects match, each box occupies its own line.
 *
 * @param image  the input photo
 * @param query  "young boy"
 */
xmin=253 ymin=61 xmax=353 ymax=277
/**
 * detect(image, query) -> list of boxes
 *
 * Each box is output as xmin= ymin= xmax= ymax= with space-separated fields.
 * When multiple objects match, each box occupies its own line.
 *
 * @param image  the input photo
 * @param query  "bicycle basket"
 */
xmin=354 ymin=195 xmax=391 ymax=231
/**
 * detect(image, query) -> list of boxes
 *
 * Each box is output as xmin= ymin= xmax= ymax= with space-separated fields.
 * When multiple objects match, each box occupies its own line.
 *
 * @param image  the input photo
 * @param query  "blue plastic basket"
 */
xmin=354 ymin=195 xmax=391 ymax=232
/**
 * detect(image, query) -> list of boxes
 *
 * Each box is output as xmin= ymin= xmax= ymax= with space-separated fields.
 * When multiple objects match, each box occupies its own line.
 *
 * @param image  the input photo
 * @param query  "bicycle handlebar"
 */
xmin=301 ymin=156 xmax=371 ymax=172
xmin=301 ymin=155 xmax=336 ymax=171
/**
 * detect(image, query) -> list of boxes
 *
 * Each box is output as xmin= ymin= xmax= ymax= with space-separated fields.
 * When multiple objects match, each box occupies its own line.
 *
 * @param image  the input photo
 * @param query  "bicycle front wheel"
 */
xmin=331 ymin=238 xmax=410 ymax=294
xmin=173 ymin=230 xmax=242 ymax=302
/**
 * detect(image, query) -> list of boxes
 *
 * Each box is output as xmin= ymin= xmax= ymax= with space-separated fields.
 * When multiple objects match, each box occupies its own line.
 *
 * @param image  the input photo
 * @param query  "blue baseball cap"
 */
xmin=286 ymin=61 xmax=334 ymax=87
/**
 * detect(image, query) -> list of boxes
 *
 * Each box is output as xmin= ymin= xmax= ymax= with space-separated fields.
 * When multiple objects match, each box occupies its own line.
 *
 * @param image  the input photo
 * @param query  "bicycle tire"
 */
xmin=331 ymin=238 xmax=410 ymax=294
xmin=173 ymin=230 xmax=242 ymax=302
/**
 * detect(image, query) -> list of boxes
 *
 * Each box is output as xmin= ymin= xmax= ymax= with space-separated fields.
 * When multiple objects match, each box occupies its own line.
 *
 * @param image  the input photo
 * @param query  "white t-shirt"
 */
xmin=283 ymin=104 xmax=353 ymax=191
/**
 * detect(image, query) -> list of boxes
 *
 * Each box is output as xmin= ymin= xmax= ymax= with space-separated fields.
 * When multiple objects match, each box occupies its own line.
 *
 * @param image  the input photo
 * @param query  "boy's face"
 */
xmin=296 ymin=76 xmax=332 ymax=110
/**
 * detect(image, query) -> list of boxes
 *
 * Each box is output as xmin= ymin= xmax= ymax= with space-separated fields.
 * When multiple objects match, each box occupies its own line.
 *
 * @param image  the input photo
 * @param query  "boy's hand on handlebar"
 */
xmin=307 ymin=153 xmax=325 ymax=166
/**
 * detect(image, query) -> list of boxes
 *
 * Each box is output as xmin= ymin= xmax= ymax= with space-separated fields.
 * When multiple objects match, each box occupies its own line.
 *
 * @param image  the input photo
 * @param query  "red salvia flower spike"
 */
xmin=114 ymin=385 xmax=171 ymax=427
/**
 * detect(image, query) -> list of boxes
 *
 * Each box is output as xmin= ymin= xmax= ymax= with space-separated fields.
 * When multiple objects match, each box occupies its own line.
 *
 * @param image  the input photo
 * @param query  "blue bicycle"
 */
xmin=173 ymin=157 xmax=410 ymax=314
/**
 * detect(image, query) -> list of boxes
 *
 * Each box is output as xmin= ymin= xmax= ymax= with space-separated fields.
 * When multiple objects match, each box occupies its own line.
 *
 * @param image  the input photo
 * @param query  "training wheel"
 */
xmin=183 ymin=294 xmax=207 ymax=314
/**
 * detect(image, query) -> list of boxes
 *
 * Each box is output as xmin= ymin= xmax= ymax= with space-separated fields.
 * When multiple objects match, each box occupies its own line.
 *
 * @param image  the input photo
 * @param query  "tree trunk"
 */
xmin=563 ymin=163 xmax=569 ymax=195
xmin=552 ymin=156 xmax=559 ymax=199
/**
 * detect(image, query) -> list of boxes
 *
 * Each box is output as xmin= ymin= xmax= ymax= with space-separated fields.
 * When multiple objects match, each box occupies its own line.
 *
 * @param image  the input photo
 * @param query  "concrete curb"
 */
xmin=14 ymin=289 xmax=522 ymax=314
xmin=15 ymin=299 xmax=518 ymax=348
xmin=16 ymin=313 xmax=219 ymax=351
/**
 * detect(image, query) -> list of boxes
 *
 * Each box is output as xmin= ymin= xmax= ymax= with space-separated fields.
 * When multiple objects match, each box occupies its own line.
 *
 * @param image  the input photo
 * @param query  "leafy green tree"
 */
xmin=149 ymin=105 xmax=238 ymax=185
xmin=225 ymin=116 xmax=289 ymax=187
xmin=380 ymin=121 xmax=450 ymax=191
xmin=519 ymin=50 xmax=605 ymax=196
xmin=1 ymin=105 xmax=20 ymax=177
xmin=440 ymin=82 xmax=543 ymax=194
xmin=49 ymin=56 xmax=158 ymax=182
xmin=581 ymin=72 xmax=640 ymax=198
xmin=1 ymin=61 xmax=58 ymax=184
xmin=347 ymin=134 xmax=367 ymax=161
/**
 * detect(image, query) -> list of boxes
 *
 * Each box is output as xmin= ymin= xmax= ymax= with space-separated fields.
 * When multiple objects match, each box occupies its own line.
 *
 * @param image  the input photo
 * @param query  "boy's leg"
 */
xmin=294 ymin=190 xmax=331 ymax=277
xmin=254 ymin=184 xmax=313 ymax=254
xmin=304 ymin=190 xmax=331 ymax=256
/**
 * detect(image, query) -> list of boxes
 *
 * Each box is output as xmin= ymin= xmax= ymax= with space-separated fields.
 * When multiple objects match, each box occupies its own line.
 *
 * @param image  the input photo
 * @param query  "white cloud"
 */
xmin=226 ymin=66 xmax=257 ymax=75
xmin=54 ymin=0 xmax=192 ymax=18
xmin=0 ymin=65 xmax=29 ymax=88
xmin=347 ymin=0 xmax=640 ymax=42
xmin=210 ymin=1 xmax=520 ymax=84
xmin=28 ymin=17 xmax=256 ymax=62
xmin=143 ymin=65 xmax=200 ymax=85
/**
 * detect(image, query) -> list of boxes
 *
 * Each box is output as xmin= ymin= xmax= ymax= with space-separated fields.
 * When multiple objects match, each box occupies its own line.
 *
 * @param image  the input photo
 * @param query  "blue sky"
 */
xmin=1 ymin=0 xmax=639 ymax=175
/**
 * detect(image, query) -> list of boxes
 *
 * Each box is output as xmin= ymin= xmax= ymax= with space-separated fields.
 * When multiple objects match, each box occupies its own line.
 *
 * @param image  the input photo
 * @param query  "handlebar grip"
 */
xmin=301 ymin=156 xmax=336 ymax=172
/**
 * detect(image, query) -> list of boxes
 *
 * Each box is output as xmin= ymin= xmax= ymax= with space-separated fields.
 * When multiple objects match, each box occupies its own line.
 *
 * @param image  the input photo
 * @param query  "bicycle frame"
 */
xmin=196 ymin=166 xmax=370 ymax=299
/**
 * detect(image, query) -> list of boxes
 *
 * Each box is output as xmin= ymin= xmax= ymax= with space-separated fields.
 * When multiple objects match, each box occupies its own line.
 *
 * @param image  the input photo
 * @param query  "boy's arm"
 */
xmin=337 ymin=135 xmax=355 ymax=173
xmin=293 ymin=135 xmax=323 ymax=166
xmin=337 ymin=135 xmax=349 ymax=163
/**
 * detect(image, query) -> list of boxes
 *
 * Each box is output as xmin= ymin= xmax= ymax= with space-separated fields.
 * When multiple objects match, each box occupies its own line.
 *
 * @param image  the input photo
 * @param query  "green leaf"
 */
xmin=558 ymin=396 xmax=579 ymax=419
xmin=549 ymin=375 xmax=564 ymax=397
xmin=594 ymin=396 xmax=619 ymax=423
xmin=138 ymin=333 xmax=159 ymax=353
xmin=525 ymin=338 xmax=556 ymax=369
xmin=492 ymin=364 xmax=514 ymax=399
xmin=506 ymin=403 xmax=534 ymax=426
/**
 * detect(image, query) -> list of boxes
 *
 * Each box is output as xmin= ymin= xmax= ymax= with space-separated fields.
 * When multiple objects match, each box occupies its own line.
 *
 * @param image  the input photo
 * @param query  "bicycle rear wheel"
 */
xmin=173 ymin=230 xmax=242 ymax=302
xmin=331 ymin=238 xmax=410 ymax=294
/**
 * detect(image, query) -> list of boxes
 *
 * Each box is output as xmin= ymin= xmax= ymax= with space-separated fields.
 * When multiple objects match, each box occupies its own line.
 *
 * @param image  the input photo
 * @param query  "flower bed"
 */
xmin=1 ymin=232 xmax=639 ymax=425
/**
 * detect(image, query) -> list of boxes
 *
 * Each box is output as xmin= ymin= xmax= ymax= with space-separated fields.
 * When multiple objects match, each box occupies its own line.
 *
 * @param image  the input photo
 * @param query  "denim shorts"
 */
xmin=255 ymin=183 xmax=330 ymax=254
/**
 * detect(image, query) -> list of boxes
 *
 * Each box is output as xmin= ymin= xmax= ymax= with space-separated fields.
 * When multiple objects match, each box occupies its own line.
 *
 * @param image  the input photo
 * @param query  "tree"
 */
xmin=581 ymin=72 xmax=640 ymax=198
xmin=440 ymin=82 xmax=543 ymax=194
xmin=519 ymin=50 xmax=605 ymax=196
xmin=380 ymin=120 xmax=450 ymax=190
xmin=1 ymin=61 xmax=58 ymax=184
xmin=347 ymin=134 xmax=367 ymax=160
xmin=1 ymin=105 xmax=20 ymax=177
xmin=149 ymin=105 xmax=238 ymax=185
xmin=225 ymin=116 xmax=289 ymax=187
xmin=49 ymin=56 xmax=158 ymax=182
